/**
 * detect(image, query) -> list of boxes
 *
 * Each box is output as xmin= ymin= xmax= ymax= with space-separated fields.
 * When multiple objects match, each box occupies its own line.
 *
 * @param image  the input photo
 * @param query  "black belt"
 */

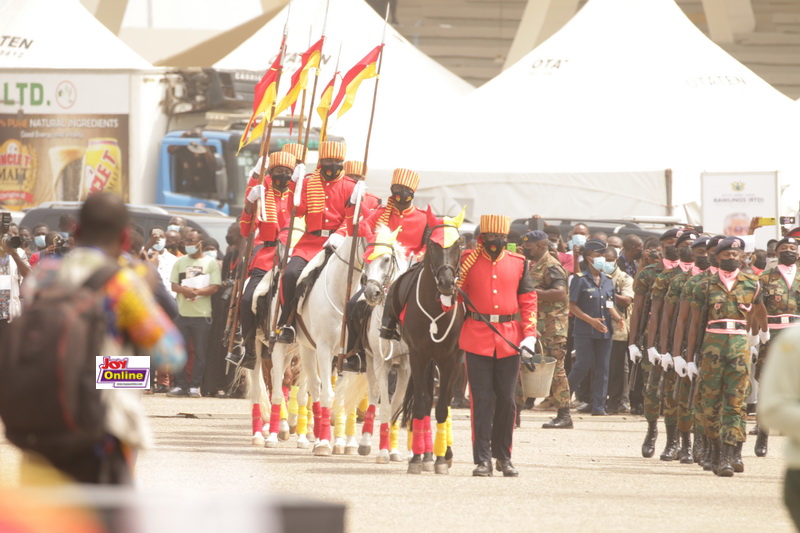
xmin=767 ymin=315 xmax=800 ymax=325
xmin=309 ymin=229 xmax=332 ymax=237
xmin=261 ymin=240 xmax=277 ymax=247
xmin=467 ymin=311 xmax=515 ymax=324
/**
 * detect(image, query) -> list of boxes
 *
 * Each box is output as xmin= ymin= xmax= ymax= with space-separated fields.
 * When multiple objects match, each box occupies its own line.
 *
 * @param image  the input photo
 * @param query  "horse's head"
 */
xmin=426 ymin=207 xmax=466 ymax=297
xmin=363 ymin=225 xmax=405 ymax=306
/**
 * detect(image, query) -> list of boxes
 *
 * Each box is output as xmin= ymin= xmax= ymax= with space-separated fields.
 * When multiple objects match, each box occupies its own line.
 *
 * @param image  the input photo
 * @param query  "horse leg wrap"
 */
xmin=320 ymin=407 xmax=332 ymax=442
xmin=288 ymin=386 xmax=299 ymax=416
xmin=435 ymin=423 xmax=447 ymax=457
xmin=334 ymin=406 xmax=346 ymax=439
xmin=269 ymin=403 xmax=282 ymax=434
xmin=423 ymin=416 xmax=433 ymax=454
xmin=282 ymin=386 xmax=290 ymax=402
xmin=379 ymin=423 xmax=390 ymax=450
xmin=407 ymin=422 xmax=414 ymax=451
xmin=359 ymin=394 xmax=369 ymax=413
xmin=297 ymin=405 xmax=308 ymax=435
xmin=412 ymin=419 xmax=425 ymax=455
xmin=362 ymin=405 xmax=376 ymax=436
xmin=446 ymin=408 xmax=453 ymax=447
xmin=313 ymin=401 xmax=322 ymax=438
xmin=279 ymin=399 xmax=288 ymax=421
xmin=252 ymin=404 xmax=264 ymax=435
xmin=346 ymin=409 xmax=357 ymax=437
xmin=391 ymin=422 xmax=400 ymax=451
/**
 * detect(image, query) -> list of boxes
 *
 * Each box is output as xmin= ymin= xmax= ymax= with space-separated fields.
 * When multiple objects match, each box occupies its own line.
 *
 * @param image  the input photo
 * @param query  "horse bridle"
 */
xmin=427 ymin=223 xmax=462 ymax=290
xmin=363 ymin=242 xmax=399 ymax=300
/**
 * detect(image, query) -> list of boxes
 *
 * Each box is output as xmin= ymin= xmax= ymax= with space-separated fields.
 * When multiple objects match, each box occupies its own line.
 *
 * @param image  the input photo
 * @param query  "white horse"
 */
xmin=267 ymin=235 xmax=365 ymax=456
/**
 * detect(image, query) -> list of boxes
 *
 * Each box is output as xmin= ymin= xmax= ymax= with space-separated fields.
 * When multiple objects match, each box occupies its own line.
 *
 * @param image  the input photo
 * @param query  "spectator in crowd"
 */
xmin=146 ymin=226 xmax=178 ymax=296
xmin=603 ymin=245 xmax=634 ymax=414
xmin=204 ymin=237 xmax=223 ymax=264
xmin=168 ymin=229 xmax=221 ymax=398
xmin=758 ymin=327 xmax=800 ymax=529
xmin=165 ymin=229 xmax=184 ymax=257
xmin=57 ymin=213 xmax=76 ymax=240
xmin=31 ymin=223 xmax=49 ymax=254
xmin=19 ymin=226 xmax=33 ymax=255
xmin=545 ymin=224 xmax=573 ymax=273
xmin=29 ymin=231 xmax=67 ymax=268
xmin=568 ymin=239 xmax=625 ymax=416
xmin=0 ymin=227 xmax=31 ymax=338
xmin=7 ymin=222 xmax=19 ymax=237
xmin=618 ymin=234 xmax=643 ymax=278
xmin=592 ymin=231 xmax=608 ymax=243
xmin=19 ymin=193 xmax=185 ymax=484
xmin=168 ymin=216 xmax=189 ymax=240
xmin=607 ymin=235 xmax=623 ymax=253
xmin=567 ymin=223 xmax=590 ymax=274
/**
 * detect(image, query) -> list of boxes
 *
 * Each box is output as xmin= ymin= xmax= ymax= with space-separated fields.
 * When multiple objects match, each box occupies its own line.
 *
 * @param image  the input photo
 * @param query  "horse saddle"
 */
xmin=295 ymin=247 xmax=333 ymax=307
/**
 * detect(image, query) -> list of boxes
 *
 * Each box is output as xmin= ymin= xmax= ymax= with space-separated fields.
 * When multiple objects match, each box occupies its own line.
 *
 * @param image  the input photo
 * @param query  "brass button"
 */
xmin=492 ymin=275 xmax=497 ymax=279
xmin=493 ymin=289 xmax=497 ymax=294
xmin=494 ymin=305 xmax=499 ymax=309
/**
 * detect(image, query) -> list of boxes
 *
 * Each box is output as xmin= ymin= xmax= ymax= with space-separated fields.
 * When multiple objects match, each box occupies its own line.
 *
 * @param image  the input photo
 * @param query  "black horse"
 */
xmin=392 ymin=221 xmax=465 ymax=474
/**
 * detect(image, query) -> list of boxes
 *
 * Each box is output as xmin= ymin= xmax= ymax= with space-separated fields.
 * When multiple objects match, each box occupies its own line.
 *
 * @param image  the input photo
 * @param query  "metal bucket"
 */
xmin=520 ymin=353 xmax=557 ymax=399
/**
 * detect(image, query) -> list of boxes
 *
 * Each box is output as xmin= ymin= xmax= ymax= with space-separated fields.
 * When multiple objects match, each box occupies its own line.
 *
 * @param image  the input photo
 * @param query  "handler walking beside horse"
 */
xmin=458 ymin=215 xmax=538 ymax=477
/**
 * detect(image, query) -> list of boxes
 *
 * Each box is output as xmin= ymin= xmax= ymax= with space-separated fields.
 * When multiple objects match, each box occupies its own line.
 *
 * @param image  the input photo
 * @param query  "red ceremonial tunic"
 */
xmin=357 ymin=204 xmax=428 ymax=259
xmin=291 ymin=171 xmax=357 ymax=261
xmin=458 ymin=250 xmax=538 ymax=358
xmin=361 ymin=192 xmax=380 ymax=211
xmin=240 ymin=176 xmax=294 ymax=272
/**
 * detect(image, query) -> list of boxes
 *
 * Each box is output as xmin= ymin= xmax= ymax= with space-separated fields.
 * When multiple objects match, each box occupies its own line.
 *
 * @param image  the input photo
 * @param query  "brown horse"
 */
xmin=394 ymin=217 xmax=465 ymax=474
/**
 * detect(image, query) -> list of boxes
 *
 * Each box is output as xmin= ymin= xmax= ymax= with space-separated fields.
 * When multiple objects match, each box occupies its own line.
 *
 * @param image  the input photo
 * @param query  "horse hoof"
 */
xmin=446 ymin=458 xmax=453 ymax=468
xmin=422 ymin=452 xmax=434 ymax=472
xmin=376 ymin=450 xmax=390 ymax=464
xmin=289 ymin=425 xmax=297 ymax=435
xmin=332 ymin=438 xmax=346 ymax=455
xmin=345 ymin=446 xmax=358 ymax=455
xmin=389 ymin=450 xmax=404 ymax=463
xmin=314 ymin=441 xmax=332 ymax=456
xmin=297 ymin=435 xmax=310 ymax=449
xmin=358 ymin=445 xmax=372 ymax=456
xmin=252 ymin=432 xmax=265 ymax=446
xmin=408 ymin=462 xmax=423 ymax=475
xmin=278 ymin=420 xmax=290 ymax=441
xmin=434 ymin=462 xmax=449 ymax=475
xmin=306 ymin=432 xmax=316 ymax=443
xmin=265 ymin=433 xmax=279 ymax=448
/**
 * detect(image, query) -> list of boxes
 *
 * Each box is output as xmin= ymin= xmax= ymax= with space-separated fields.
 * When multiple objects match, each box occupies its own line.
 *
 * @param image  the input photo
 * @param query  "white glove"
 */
xmin=751 ymin=346 xmax=759 ymax=365
xmin=647 ymin=347 xmax=661 ymax=366
xmin=519 ymin=336 xmax=537 ymax=356
xmin=325 ymin=232 xmax=344 ymax=250
xmin=440 ymin=294 xmax=453 ymax=307
xmin=293 ymin=173 xmax=304 ymax=207
xmin=291 ymin=163 xmax=305 ymax=183
xmin=673 ymin=355 xmax=688 ymax=377
xmin=350 ymin=180 xmax=367 ymax=205
xmin=628 ymin=344 xmax=642 ymax=363
xmin=249 ymin=156 xmax=265 ymax=176
xmin=686 ymin=362 xmax=699 ymax=381
xmin=660 ymin=352 xmax=674 ymax=371
xmin=749 ymin=332 xmax=760 ymax=347
xmin=759 ymin=329 xmax=771 ymax=344
xmin=246 ymin=184 xmax=264 ymax=203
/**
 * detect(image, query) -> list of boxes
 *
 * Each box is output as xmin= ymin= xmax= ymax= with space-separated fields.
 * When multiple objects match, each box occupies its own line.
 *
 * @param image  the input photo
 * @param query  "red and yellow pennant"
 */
xmin=330 ymin=45 xmax=383 ymax=118
xmin=238 ymin=53 xmax=283 ymax=153
xmin=275 ymin=37 xmax=325 ymax=118
xmin=316 ymin=72 xmax=337 ymax=120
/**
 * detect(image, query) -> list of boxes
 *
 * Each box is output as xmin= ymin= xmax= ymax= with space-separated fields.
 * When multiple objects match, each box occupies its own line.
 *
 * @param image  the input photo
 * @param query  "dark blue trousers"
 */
xmin=568 ymin=336 xmax=613 ymax=414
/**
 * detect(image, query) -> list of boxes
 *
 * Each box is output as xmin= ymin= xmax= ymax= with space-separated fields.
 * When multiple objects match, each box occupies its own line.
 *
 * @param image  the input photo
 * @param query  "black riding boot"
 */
xmin=755 ymin=430 xmax=769 ymax=457
xmin=702 ymin=435 xmax=714 ymax=471
xmin=679 ymin=431 xmax=693 ymax=464
xmin=717 ymin=442 xmax=735 ymax=477
xmin=642 ymin=420 xmax=658 ymax=458
xmin=660 ymin=425 xmax=679 ymax=461
xmin=709 ymin=438 xmax=721 ymax=474
xmin=692 ymin=432 xmax=704 ymax=465
xmin=542 ymin=408 xmax=573 ymax=429
xmin=732 ymin=441 xmax=744 ymax=473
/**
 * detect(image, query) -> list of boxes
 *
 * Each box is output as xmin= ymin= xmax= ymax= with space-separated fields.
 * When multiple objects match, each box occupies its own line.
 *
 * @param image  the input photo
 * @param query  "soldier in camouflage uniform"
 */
xmin=685 ymin=236 xmax=765 ymax=477
xmin=754 ymin=236 xmax=800 ymax=457
xmin=521 ymin=230 xmax=572 ymax=429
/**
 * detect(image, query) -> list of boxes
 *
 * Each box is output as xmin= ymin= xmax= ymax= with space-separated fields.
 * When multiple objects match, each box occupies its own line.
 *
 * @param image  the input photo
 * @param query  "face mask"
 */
xmin=152 ymin=238 xmax=166 ymax=252
xmin=34 ymin=235 xmax=46 ymax=248
xmin=647 ymin=249 xmax=660 ymax=261
xmin=592 ymin=257 xmax=606 ymax=272
xmin=320 ymin=162 xmax=343 ymax=181
xmin=167 ymin=224 xmax=181 ymax=233
xmin=185 ymin=245 xmax=199 ymax=255
xmin=59 ymin=231 xmax=69 ymax=240
xmin=601 ymin=261 xmax=616 ymax=275
xmin=271 ymin=170 xmax=291 ymax=190
xmin=753 ymin=257 xmax=767 ymax=270
xmin=570 ymin=234 xmax=587 ymax=249
xmin=695 ymin=256 xmax=711 ymax=270
xmin=392 ymin=190 xmax=414 ymax=205
xmin=779 ymin=251 xmax=798 ymax=266
xmin=484 ymin=237 xmax=507 ymax=259
xmin=663 ymin=245 xmax=679 ymax=261
xmin=204 ymin=250 xmax=217 ymax=259
xmin=718 ymin=258 xmax=740 ymax=273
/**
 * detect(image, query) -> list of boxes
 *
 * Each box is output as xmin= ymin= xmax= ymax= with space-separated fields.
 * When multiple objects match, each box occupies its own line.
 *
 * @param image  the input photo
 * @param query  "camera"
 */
xmin=1 ymin=212 xmax=21 ymax=249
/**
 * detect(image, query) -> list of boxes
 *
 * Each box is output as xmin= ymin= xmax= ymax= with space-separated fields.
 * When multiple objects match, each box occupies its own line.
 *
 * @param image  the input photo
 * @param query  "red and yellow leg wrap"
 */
xmin=423 ymin=416 xmax=433 ymax=454
xmin=288 ymin=386 xmax=299 ymax=416
xmin=446 ymin=407 xmax=453 ymax=447
xmin=346 ymin=409 xmax=357 ymax=437
xmin=379 ymin=423 xmax=390 ymax=450
xmin=312 ymin=401 xmax=322 ymax=438
xmin=362 ymin=405 xmax=376 ymax=435
xmin=412 ymin=419 xmax=425 ymax=455
xmin=434 ymin=422 xmax=447 ymax=457
xmin=390 ymin=422 xmax=400 ymax=451
xmin=319 ymin=407 xmax=332 ymax=442
xmin=334 ymin=405 xmax=346 ymax=439
xmin=252 ymin=404 xmax=264 ymax=435
xmin=297 ymin=404 xmax=308 ymax=435
xmin=269 ymin=403 xmax=281 ymax=434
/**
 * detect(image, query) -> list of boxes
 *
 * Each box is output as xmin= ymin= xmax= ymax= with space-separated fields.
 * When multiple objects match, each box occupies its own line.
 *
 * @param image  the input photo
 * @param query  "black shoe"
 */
xmin=732 ymin=442 xmax=744 ymax=473
xmin=524 ymin=397 xmax=535 ymax=410
xmin=717 ymin=442 xmax=735 ymax=477
xmin=153 ymin=384 xmax=169 ymax=394
xmin=693 ymin=432 xmax=704 ymax=465
xmin=472 ymin=460 xmax=493 ymax=477
xmin=378 ymin=326 xmax=400 ymax=341
xmin=660 ymin=425 xmax=679 ymax=461
xmin=576 ymin=403 xmax=592 ymax=414
xmin=679 ymin=431 xmax=693 ymax=464
xmin=276 ymin=325 xmax=295 ymax=344
xmin=631 ymin=404 xmax=644 ymax=416
xmin=495 ymin=459 xmax=519 ymax=477
xmin=542 ymin=408 xmax=573 ymax=429
xmin=707 ymin=438 xmax=720 ymax=473
xmin=755 ymin=430 xmax=768 ymax=457
xmin=617 ymin=403 xmax=631 ymax=414
xmin=342 ymin=353 xmax=366 ymax=373
xmin=642 ymin=420 xmax=658 ymax=458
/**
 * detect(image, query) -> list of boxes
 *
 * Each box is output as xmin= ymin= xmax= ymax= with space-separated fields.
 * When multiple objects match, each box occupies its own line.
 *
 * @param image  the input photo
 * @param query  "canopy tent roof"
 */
xmin=214 ymin=0 xmax=472 ymax=184
xmin=0 ymin=0 xmax=151 ymax=70
xmin=390 ymin=0 xmax=796 ymax=220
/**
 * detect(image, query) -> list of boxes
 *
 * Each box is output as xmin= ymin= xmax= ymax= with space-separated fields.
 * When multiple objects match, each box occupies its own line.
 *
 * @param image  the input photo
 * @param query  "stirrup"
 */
xmin=342 ymin=352 xmax=366 ymax=374
xmin=379 ymin=326 xmax=400 ymax=341
xmin=276 ymin=325 xmax=296 ymax=344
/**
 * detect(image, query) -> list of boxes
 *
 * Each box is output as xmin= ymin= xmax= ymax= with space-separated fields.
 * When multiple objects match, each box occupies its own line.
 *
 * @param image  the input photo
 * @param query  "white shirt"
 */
xmin=155 ymin=249 xmax=178 ymax=297
xmin=0 ymin=248 xmax=27 ymax=322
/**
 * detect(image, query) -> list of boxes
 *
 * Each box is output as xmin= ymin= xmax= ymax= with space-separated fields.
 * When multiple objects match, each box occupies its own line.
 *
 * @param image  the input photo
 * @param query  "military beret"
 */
xmin=691 ymin=236 xmax=709 ymax=249
xmin=584 ymin=239 xmax=607 ymax=253
xmin=660 ymin=228 xmax=683 ymax=241
xmin=522 ymin=230 xmax=548 ymax=243
xmin=776 ymin=236 xmax=799 ymax=249
xmin=785 ymin=227 xmax=800 ymax=239
xmin=706 ymin=235 xmax=725 ymax=250
xmin=715 ymin=237 xmax=745 ymax=254
xmin=676 ymin=231 xmax=698 ymax=246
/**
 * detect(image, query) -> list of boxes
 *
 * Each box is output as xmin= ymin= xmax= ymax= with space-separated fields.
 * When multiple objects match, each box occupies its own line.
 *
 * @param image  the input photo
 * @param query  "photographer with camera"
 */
xmin=29 ymin=231 xmax=69 ymax=269
xmin=0 ymin=214 xmax=31 ymax=335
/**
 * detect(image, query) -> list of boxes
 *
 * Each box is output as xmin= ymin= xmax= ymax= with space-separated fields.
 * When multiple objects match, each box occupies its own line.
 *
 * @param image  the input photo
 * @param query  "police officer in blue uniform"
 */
xmin=568 ymin=239 xmax=626 ymax=416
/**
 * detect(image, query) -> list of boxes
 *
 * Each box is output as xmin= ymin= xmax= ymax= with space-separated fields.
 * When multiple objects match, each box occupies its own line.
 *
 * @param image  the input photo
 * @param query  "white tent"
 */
xmin=391 ymin=0 xmax=796 ymax=221
xmin=215 ymin=0 xmax=473 ymax=198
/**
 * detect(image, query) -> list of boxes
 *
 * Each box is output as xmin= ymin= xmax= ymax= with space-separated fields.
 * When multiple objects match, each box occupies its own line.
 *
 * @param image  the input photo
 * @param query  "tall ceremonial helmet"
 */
xmin=282 ymin=143 xmax=305 ymax=162
xmin=269 ymin=151 xmax=296 ymax=171
xmin=344 ymin=161 xmax=366 ymax=179
xmin=391 ymin=168 xmax=420 ymax=192
xmin=480 ymin=214 xmax=510 ymax=235
xmin=319 ymin=141 xmax=346 ymax=161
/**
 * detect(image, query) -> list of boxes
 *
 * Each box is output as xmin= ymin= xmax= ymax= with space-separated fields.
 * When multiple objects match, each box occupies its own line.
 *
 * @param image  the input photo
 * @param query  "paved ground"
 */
xmin=0 ymin=396 xmax=795 ymax=532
